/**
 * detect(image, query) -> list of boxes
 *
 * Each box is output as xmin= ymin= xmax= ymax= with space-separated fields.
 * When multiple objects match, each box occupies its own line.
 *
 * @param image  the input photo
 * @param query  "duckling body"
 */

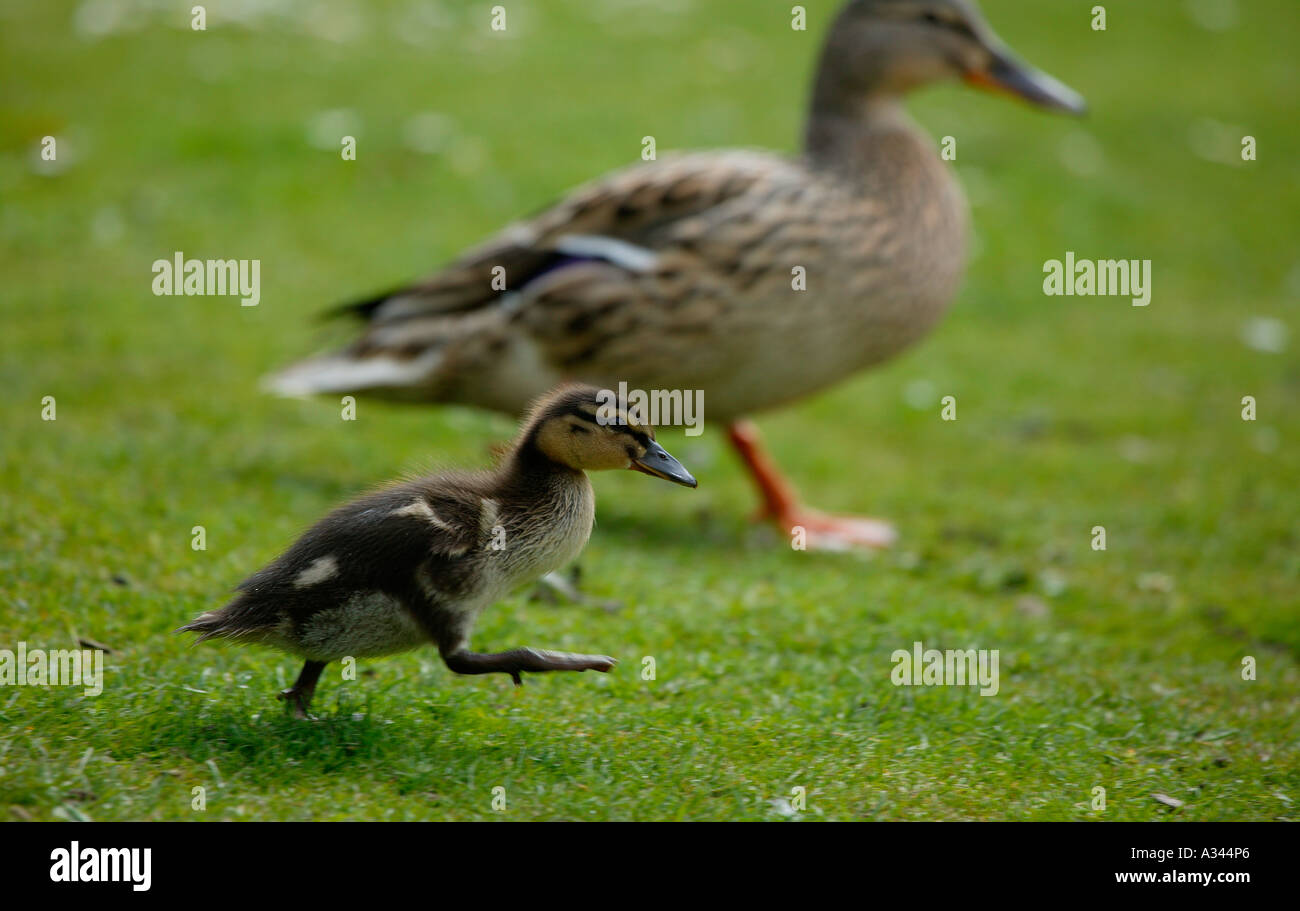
xmin=180 ymin=385 xmax=695 ymax=716
xmin=268 ymin=0 xmax=1084 ymax=550
xmin=198 ymin=471 xmax=593 ymax=663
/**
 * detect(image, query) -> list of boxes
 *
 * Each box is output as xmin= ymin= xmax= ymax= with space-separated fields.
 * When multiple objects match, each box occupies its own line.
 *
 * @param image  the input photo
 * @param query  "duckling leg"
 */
xmin=277 ymin=660 xmax=326 ymax=718
xmin=533 ymin=570 xmax=585 ymax=605
xmin=532 ymin=569 xmax=624 ymax=613
xmin=442 ymin=646 xmax=616 ymax=686
xmin=727 ymin=420 xmax=897 ymax=551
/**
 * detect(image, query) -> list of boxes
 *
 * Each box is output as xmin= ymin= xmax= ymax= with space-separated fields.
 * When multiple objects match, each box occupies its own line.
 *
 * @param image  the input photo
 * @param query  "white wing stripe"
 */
xmin=553 ymin=234 xmax=658 ymax=272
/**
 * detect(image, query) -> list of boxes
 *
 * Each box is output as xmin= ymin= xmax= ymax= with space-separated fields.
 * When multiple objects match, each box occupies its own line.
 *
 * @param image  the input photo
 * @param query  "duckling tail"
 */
xmin=175 ymin=611 xmax=227 ymax=644
xmin=178 ymin=610 xmax=273 ymax=647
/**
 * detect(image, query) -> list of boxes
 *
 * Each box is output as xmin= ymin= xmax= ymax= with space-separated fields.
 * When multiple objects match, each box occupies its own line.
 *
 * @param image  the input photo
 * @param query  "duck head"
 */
xmin=526 ymin=384 xmax=698 ymax=487
xmin=813 ymin=0 xmax=1086 ymax=116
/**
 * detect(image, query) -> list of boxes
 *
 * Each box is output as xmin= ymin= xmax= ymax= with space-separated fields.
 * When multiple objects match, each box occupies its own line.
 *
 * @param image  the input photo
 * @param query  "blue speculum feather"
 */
xmin=524 ymin=253 xmax=599 ymax=287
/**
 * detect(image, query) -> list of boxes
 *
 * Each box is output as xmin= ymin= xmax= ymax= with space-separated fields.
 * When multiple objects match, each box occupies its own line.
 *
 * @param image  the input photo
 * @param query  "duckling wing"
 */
xmin=179 ymin=482 xmax=489 ymax=645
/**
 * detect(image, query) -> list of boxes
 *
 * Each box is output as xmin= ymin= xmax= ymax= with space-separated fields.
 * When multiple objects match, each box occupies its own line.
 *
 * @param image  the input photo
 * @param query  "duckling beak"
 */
xmin=630 ymin=440 xmax=698 ymax=488
xmin=965 ymin=48 xmax=1087 ymax=115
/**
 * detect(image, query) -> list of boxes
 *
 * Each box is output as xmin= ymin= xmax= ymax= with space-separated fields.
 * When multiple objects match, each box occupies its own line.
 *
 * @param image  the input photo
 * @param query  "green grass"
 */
xmin=1 ymin=0 xmax=1297 ymax=821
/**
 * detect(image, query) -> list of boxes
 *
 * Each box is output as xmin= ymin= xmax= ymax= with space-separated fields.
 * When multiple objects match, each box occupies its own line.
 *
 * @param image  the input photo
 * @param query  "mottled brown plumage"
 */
xmin=268 ymin=0 xmax=1084 ymax=550
xmin=179 ymin=384 xmax=696 ymax=717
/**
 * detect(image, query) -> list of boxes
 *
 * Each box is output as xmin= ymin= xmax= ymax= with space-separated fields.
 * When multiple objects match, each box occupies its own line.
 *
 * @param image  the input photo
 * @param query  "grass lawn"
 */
xmin=0 ymin=0 xmax=1296 ymax=821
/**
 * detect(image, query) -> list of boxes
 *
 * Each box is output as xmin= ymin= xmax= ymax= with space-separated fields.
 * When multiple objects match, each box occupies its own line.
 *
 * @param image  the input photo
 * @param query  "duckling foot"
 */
xmin=277 ymin=660 xmax=326 ymax=719
xmin=276 ymin=690 xmax=313 ymax=720
xmin=443 ymin=647 xmax=616 ymax=686
xmin=728 ymin=420 xmax=897 ymax=551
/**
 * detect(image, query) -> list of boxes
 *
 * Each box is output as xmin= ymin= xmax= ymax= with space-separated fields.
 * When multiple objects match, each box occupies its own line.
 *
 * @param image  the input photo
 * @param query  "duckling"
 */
xmin=179 ymin=384 xmax=696 ymax=717
xmin=267 ymin=0 xmax=1084 ymax=551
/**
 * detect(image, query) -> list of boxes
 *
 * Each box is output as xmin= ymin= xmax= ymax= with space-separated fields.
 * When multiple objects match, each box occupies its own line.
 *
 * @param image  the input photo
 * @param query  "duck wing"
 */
xmin=264 ymin=151 xmax=803 ymax=406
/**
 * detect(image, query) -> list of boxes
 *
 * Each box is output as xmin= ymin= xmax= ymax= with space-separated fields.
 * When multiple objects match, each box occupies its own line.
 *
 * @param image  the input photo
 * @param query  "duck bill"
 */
xmin=965 ymin=49 xmax=1087 ymax=115
xmin=629 ymin=440 xmax=697 ymax=488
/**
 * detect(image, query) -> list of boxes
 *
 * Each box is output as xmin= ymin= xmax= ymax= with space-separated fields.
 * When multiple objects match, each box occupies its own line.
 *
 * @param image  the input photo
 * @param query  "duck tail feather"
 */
xmin=261 ymin=346 xmax=445 ymax=398
xmin=321 ymin=288 xmax=404 ymax=323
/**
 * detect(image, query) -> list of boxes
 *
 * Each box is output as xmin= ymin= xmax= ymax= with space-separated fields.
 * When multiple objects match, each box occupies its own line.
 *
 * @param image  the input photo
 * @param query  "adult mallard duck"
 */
xmin=180 ymin=384 xmax=697 ymax=717
xmin=268 ymin=0 xmax=1084 ymax=551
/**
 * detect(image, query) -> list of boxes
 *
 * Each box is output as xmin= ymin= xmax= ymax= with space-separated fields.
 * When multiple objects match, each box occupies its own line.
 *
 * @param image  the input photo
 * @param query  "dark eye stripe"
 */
xmin=564 ymin=402 xmax=654 ymax=441
xmin=921 ymin=10 xmax=976 ymax=39
xmin=561 ymin=403 xmax=602 ymax=423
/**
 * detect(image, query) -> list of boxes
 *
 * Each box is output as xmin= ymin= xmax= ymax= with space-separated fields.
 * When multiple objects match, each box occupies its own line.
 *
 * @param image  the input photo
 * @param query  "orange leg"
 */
xmin=727 ymin=420 xmax=897 ymax=551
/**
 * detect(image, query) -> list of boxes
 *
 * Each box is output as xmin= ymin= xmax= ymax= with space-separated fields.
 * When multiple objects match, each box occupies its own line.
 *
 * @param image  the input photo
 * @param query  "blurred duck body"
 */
xmin=268 ymin=0 xmax=1084 ymax=551
xmin=179 ymin=385 xmax=696 ymax=717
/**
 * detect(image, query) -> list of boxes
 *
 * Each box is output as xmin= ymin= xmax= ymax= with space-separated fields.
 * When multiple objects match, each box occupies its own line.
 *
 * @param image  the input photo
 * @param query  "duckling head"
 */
xmin=525 ymin=385 xmax=698 ymax=488
xmin=814 ymin=0 xmax=1086 ymax=116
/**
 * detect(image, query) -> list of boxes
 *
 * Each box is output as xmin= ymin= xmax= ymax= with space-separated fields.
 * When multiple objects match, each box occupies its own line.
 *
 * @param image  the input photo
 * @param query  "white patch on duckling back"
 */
xmin=392 ymin=498 xmax=453 ymax=531
xmin=553 ymin=235 xmax=658 ymax=272
xmin=294 ymin=555 xmax=339 ymax=588
xmin=479 ymin=498 xmax=501 ymax=536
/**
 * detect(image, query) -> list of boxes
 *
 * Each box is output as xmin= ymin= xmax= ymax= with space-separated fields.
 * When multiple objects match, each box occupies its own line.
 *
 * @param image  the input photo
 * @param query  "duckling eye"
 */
xmin=570 ymin=424 xmax=590 ymax=434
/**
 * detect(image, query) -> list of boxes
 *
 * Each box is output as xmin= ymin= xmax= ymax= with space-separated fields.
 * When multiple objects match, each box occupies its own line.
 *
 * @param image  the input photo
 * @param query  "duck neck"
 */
xmin=802 ymin=16 xmax=928 ymax=171
xmin=803 ymin=93 xmax=916 ymax=169
xmin=499 ymin=432 xmax=586 ymax=498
